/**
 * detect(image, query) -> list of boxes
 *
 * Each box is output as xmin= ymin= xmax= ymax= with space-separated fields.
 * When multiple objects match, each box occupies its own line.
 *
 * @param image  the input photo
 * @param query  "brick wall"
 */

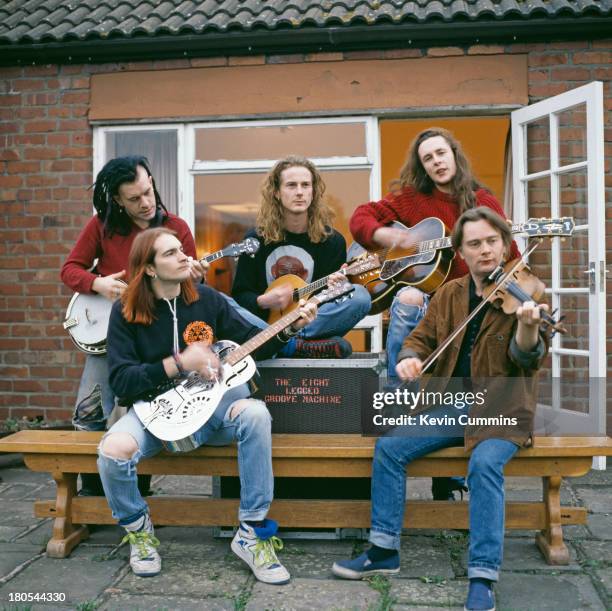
xmin=0 ymin=39 xmax=610 ymax=425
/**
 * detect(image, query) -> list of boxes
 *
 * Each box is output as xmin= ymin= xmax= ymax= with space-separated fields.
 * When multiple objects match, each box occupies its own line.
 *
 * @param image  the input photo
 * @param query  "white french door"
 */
xmin=511 ymin=82 xmax=606 ymax=461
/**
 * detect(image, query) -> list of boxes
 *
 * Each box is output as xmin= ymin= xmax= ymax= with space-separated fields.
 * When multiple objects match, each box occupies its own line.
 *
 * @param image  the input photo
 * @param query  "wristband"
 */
xmin=173 ymin=351 xmax=187 ymax=377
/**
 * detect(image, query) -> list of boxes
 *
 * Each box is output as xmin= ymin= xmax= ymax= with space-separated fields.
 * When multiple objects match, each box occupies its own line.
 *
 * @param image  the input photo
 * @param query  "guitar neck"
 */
xmin=295 ymin=274 xmax=338 ymax=300
xmin=225 ymin=309 xmax=304 ymax=366
xmin=417 ymin=222 xmax=526 ymax=253
xmin=201 ymin=249 xmax=225 ymax=264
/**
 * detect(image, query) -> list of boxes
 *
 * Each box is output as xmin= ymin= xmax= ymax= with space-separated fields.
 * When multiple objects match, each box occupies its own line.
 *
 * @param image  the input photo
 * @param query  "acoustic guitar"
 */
xmin=263 ymin=254 xmax=380 ymax=323
xmin=347 ymin=217 xmax=576 ymax=315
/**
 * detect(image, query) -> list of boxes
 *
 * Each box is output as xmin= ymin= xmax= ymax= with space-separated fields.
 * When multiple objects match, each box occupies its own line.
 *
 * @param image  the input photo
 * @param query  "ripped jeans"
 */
xmin=386 ymin=288 xmax=429 ymax=381
xmin=73 ymin=354 xmax=116 ymax=432
xmin=97 ymin=384 xmax=273 ymax=526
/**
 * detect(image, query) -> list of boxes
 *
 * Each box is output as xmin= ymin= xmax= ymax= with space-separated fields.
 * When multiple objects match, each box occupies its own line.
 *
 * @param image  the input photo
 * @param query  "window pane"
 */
xmin=193 ymin=168 xmax=371 ymax=294
xmin=195 ymin=123 xmax=366 ymax=161
xmin=525 ymin=118 xmax=550 ymax=175
xmin=194 ymin=173 xmax=265 ymax=295
xmin=106 ymin=130 xmax=178 ymax=214
xmin=557 ymin=104 xmax=587 ymax=167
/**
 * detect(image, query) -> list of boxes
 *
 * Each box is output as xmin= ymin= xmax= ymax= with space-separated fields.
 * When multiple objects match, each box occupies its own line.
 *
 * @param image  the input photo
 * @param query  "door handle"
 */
xmin=583 ymin=263 xmax=596 ymax=293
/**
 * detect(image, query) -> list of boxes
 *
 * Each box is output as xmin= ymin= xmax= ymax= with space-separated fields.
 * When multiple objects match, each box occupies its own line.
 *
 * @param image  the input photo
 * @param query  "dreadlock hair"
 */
xmin=256 ymin=155 xmax=334 ymax=244
xmin=92 ymin=156 xmax=167 ymax=236
xmin=122 ymin=227 xmax=198 ymax=325
xmin=394 ymin=127 xmax=486 ymax=214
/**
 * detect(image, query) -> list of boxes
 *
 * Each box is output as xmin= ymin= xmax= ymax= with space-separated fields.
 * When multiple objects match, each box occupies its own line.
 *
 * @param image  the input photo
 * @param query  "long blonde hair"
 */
xmin=256 ymin=156 xmax=335 ymax=244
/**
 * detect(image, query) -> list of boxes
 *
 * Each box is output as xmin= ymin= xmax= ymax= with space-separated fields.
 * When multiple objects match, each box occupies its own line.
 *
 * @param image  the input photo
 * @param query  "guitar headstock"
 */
xmin=519 ymin=217 xmax=575 ymax=238
xmin=311 ymin=283 xmax=355 ymax=306
xmin=222 ymin=238 xmax=261 ymax=258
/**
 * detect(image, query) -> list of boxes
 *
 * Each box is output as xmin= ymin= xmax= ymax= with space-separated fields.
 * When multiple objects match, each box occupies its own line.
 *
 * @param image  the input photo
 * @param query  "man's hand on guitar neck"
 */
xmin=92 ymin=270 xmax=127 ymax=301
xmin=257 ymin=283 xmax=294 ymax=311
xmin=327 ymin=264 xmax=348 ymax=288
xmin=188 ymin=255 xmax=209 ymax=283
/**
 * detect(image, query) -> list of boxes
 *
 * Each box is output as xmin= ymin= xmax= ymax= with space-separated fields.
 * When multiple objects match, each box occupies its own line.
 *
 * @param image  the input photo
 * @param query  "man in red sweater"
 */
xmin=350 ymin=127 xmax=519 ymax=500
xmin=61 ymin=156 xmax=207 ymax=495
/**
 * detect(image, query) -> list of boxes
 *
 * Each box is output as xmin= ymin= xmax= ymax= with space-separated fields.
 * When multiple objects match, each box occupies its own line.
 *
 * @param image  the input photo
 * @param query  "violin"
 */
xmin=482 ymin=259 xmax=566 ymax=336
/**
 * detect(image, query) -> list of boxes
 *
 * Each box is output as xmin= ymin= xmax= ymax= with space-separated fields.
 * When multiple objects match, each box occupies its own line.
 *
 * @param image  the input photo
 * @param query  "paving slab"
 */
xmin=99 ymin=592 xmax=234 ymax=610
xmin=389 ymin=577 xmax=466 ymax=607
xmin=573 ymin=487 xmax=612 ymax=514
xmin=116 ymin=545 xmax=249 ymax=600
xmin=0 ymin=500 xmax=40 ymax=527
xmin=569 ymin=467 xmax=612 ymax=486
xmin=586 ymin=514 xmax=612 ymax=540
xmin=247 ymin=577 xmax=380 ymax=610
xmin=0 ymin=468 xmax=51 ymax=485
xmin=154 ymin=474 xmax=213 ymax=495
xmin=593 ymin=567 xmax=612 ymax=602
xmin=0 ymin=545 xmax=124 ymax=609
xmin=499 ymin=537 xmax=580 ymax=571
xmin=398 ymin=535 xmax=455 ymax=579
xmin=0 ymin=525 xmax=30 ymax=542
xmin=0 ymin=543 xmax=44 ymax=578
xmin=577 ymin=539 xmax=612 ymax=565
xmin=12 ymin=520 xmax=54 ymax=546
xmin=496 ymin=573 xmax=605 ymax=610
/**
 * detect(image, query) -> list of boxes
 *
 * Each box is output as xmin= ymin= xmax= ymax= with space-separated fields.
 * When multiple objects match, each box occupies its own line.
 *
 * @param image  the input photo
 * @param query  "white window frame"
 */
xmin=183 ymin=116 xmax=380 ymax=231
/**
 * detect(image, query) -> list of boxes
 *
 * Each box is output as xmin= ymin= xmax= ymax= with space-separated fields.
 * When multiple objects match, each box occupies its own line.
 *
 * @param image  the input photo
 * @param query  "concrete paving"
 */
xmin=0 ymin=456 xmax=610 ymax=611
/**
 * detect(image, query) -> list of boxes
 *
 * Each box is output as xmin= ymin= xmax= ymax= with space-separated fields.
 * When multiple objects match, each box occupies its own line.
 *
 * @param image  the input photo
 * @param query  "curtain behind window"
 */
xmin=106 ymin=130 xmax=178 ymax=214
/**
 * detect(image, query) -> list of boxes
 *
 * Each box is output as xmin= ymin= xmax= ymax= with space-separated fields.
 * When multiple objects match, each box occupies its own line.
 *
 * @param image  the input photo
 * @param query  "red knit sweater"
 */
xmin=60 ymin=213 xmax=197 ymax=294
xmin=349 ymin=186 xmax=520 ymax=282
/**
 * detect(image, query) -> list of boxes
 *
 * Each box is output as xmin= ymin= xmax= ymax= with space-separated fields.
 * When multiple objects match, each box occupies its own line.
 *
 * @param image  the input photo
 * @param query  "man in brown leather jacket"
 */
xmin=333 ymin=207 xmax=549 ymax=611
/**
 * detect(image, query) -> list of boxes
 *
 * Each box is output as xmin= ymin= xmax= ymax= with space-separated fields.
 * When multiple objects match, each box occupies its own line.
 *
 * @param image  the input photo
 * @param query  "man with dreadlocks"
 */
xmin=349 ymin=128 xmax=520 ymax=502
xmin=61 ymin=156 xmax=208 ymax=496
xmin=232 ymin=155 xmax=371 ymax=358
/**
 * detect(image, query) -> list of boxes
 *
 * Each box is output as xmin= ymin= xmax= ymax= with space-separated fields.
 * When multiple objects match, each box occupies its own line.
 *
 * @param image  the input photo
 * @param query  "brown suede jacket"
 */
xmin=397 ymin=274 xmax=549 ymax=450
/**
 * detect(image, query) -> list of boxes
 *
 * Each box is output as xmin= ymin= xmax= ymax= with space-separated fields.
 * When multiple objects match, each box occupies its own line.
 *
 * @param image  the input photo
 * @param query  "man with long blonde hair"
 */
xmin=232 ymin=155 xmax=371 ymax=358
xmin=350 ymin=128 xmax=519 ymax=501
xmin=102 ymin=227 xmax=317 ymax=583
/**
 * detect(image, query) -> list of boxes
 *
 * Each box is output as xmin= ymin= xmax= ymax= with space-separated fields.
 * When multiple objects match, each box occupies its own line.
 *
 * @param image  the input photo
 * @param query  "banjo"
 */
xmin=133 ymin=283 xmax=354 ymax=451
xmin=63 ymin=238 xmax=260 ymax=355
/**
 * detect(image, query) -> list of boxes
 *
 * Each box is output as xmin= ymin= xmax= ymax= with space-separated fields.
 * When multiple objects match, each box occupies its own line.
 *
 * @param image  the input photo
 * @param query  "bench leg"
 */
xmin=535 ymin=475 xmax=569 ymax=565
xmin=46 ymin=472 xmax=89 ymax=559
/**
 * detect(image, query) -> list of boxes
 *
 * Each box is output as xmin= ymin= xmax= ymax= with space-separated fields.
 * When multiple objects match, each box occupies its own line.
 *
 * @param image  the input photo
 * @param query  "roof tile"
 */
xmin=0 ymin=0 xmax=610 ymax=45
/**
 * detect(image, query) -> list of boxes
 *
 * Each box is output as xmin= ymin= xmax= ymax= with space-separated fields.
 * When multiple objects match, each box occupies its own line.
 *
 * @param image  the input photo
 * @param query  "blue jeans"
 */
xmin=386 ymin=288 xmax=429 ymax=380
xmin=369 ymin=410 xmax=518 ymax=581
xmin=97 ymin=384 xmax=273 ymax=525
xmin=73 ymin=354 xmax=116 ymax=432
xmin=228 ymin=285 xmax=371 ymax=357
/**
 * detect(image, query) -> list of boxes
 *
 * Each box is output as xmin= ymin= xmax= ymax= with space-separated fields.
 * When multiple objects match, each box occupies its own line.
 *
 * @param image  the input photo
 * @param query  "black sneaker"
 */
xmin=292 ymin=337 xmax=352 ymax=359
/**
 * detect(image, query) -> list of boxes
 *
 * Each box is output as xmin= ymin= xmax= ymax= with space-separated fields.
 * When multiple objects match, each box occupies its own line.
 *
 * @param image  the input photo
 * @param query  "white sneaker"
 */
xmin=231 ymin=520 xmax=290 ymax=585
xmin=122 ymin=513 xmax=161 ymax=577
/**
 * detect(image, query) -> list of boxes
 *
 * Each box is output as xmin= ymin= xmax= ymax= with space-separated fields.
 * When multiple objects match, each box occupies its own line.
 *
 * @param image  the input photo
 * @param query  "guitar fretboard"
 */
xmin=418 ymin=223 xmax=524 ymax=254
xmin=202 ymin=250 xmax=225 ymax=263
xmin=224 ymin=308 xmax=306 ymax=366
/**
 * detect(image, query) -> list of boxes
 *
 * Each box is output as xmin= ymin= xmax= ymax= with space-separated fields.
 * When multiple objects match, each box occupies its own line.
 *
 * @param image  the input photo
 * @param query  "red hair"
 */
xmin=122 ymin=227 xmax=198 ymax=325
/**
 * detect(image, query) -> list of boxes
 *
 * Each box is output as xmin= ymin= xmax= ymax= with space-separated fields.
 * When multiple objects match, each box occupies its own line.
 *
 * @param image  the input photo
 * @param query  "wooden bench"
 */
xmin=0 ymin=430 xmax=610 ymax=565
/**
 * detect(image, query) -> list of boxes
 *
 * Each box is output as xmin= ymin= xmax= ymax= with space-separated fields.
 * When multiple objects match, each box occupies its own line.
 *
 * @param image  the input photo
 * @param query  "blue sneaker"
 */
xmin=464 ymin=579 xmax=495 ymax=611
xmin=332 ymin=551 xmax=400 ymax=580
